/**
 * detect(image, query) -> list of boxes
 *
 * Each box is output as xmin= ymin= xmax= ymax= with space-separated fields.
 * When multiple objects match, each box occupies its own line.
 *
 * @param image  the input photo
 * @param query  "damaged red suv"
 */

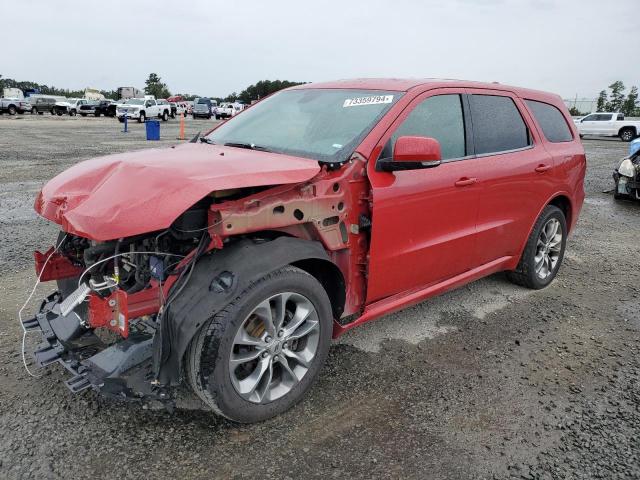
xmin=26 ymin=79 xmax=585 ymax=422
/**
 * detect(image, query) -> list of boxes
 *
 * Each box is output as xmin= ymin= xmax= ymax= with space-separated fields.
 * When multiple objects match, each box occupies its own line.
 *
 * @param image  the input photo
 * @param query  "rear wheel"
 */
xmin=187 ymin=266 xmax=332 ymax=423
xmin=620 ymin=128 xmax=635 ymax=142
xmin=507 ymin=205 xmax=567 ymax=289
xmin=8 ymin=105 xmax=16 ymax=115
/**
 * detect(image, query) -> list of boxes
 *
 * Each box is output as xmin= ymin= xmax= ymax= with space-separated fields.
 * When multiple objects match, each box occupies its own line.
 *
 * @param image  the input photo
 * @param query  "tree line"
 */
xmin=593 ymin=81 xmax=639 ymax=116
xmin=0 ymin=72 xmax=304 ymax=105
xmin=0 ymin=74 xmax=118 ymax=99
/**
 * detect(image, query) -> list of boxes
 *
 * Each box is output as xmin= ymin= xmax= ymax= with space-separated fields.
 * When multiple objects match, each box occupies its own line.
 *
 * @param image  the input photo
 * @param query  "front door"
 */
xmin=366 ymin=91 xmax=482 ymax=303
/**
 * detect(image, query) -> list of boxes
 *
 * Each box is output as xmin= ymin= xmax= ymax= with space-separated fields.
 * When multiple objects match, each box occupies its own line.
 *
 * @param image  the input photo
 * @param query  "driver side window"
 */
xmin=382 ymin=94 xmax=466 ymax=160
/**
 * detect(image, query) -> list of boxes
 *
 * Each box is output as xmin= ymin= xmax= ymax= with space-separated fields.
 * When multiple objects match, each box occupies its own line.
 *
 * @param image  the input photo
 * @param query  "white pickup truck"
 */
xmin=116 ymin=96 xmax=171 ymax=123
xmin=576 ymin=112 xmax=640 ymax=142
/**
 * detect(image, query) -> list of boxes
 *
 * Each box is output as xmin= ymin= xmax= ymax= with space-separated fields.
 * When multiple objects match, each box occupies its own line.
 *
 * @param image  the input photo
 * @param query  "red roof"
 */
xmin=291 ymin=78 xmax=560 ymax=101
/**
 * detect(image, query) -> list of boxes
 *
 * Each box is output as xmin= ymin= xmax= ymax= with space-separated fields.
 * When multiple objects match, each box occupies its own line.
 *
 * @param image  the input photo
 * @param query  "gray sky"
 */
xmin=5 ymin=0 xmax=637 ymax=99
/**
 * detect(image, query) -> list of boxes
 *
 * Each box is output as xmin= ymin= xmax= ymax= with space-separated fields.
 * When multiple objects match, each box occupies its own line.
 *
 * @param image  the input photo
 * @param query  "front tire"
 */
xmin=507 ymin=205 xmax=567 ymax=289
xmin=8 ymin=105 xmax=16 ymax=115
xmin=31 ymin=107 xmax=37 ymax=115
xmin=138 ymin=111 xmax=146 ymax=123
xmin=162 ymin=110 xmax=168 ymax=121
xmin=186 ymin=266 xmax=332 ymax=423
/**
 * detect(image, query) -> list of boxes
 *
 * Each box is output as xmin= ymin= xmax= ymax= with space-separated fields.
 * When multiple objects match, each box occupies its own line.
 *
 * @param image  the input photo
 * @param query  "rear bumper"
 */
xmin=23 ymin=292 xmax=169 ymax=404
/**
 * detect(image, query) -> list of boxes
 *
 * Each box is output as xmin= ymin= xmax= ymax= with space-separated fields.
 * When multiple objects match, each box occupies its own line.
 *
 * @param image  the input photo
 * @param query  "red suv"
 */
xmin=26 ymin=79 xmax=585 ymax=422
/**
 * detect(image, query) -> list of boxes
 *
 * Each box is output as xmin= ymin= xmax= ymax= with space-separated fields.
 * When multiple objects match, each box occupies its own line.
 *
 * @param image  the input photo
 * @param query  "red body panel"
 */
xmin=35 ymin=144 xmax=320 ymax=241
xmin=34 ymin=78 xmax=586 ymax=340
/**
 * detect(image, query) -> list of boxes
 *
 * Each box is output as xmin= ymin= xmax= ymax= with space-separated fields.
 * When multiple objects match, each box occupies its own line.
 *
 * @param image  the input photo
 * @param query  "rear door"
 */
xmin=366 ymin=89 xmax=483 ymax=303
xmin=465 ymin=89 xmax=553 ymax=266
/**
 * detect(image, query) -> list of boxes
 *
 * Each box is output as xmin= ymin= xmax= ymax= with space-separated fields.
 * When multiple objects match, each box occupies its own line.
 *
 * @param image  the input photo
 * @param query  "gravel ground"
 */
xmin=0 ymin=115 xmax=638 ymax=479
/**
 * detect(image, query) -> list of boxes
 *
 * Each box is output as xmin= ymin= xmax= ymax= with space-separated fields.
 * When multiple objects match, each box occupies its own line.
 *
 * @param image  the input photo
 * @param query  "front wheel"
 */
xmin=31 ymin=107 xmax=37 ymax=115
xmin=186 ymin=266 xmax=332 ymax=423
xmin=138 ymin=112 xmax=146 ymax=123
xmin=8 ymin=105 xmax=17 ymax=115
xmin=162 ymin=111 xmax=168 ymax=121
xmin=507 ymin=205 xmax=567 ymax=289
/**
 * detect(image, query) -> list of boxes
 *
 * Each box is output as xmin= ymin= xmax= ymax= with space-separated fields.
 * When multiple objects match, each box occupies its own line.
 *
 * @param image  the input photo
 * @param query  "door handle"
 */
xmin=535 ymin=164 xmax=552 ymax=173
xmin=454 ymin=177 xmax=477 ymax=187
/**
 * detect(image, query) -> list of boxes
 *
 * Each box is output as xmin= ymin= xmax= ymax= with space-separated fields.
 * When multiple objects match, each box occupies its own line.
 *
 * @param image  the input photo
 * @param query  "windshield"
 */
xmin=124 ymin=99 xmax=144 ymax=105
xmin=197 ymin=98 xmax=210 ymax=104
xmin=205 ymin=89 xmax=401 ymax=163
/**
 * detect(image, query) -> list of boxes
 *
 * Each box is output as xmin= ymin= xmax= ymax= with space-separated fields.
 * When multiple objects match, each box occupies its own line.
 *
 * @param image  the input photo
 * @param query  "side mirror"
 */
xmin=378 ymin=136 xmax=442 ymax=172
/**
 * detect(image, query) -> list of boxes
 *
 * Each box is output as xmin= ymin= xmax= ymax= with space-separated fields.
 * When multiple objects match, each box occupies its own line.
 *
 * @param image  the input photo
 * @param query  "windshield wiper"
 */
xmin=223 ymin=142 xmax=272 ymax=152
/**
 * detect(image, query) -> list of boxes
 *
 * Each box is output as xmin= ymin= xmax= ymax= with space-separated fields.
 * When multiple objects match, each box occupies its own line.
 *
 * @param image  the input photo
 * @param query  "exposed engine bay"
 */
xmin=23 ymin=157 xmax=370 ymax=407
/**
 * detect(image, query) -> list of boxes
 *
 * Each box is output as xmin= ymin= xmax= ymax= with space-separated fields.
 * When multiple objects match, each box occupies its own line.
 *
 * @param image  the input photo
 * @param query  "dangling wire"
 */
xmin=17 ymin=234 xmax=67 ymax=378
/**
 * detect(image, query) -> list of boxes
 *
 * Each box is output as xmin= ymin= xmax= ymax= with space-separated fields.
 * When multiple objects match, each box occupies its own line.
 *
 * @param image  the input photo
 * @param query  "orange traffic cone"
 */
xmin=178 ymin=112 xmax=185 ymax=140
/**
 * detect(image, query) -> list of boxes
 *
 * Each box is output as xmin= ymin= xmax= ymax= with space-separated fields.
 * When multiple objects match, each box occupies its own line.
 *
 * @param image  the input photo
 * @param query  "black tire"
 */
xmin=8 ymin=105 xmax=16 ymax=115
xmin=207 ymin=114 xmax=212 ymax=119
xmin=94 ymin=112 xmax=100 ymax=117
xmin=80 ymin=113 xmax=87 ymax=117
xmin=507 ymin=205 xmax=567 ymax=289
xmin=38 ymin=112 xmax=44 ymax=115
xmin=186 ymin=266 xmax=332 ymax=423
xmin=31 ymin=107 xmax=37 ymax=115
xmin=56 ymin=110 xmax=63 ymax=116
xmin=162 ymin=111 xmax=168 ymax=121
xmin=215 ymin=114 xmax=221 ymax=120
xmin=619 ymin=128 xmax=635 ymax=142
xmin=70 ymin=109 xmax=76 ymax=116
xmin=192 ymin=114 xmax=196 ymax=119
xmin=138 ymin=112 xmax=146 ymax=123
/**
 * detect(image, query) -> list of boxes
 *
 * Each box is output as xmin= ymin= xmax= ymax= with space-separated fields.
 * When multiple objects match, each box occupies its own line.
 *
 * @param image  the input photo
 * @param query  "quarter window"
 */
xmin=384 ymin=94 xmax=466 ymax=160
xmin=525 ymin=100 xmax=573 ymax=143
xmin=469 ymin=95 xmax=531 ymax=155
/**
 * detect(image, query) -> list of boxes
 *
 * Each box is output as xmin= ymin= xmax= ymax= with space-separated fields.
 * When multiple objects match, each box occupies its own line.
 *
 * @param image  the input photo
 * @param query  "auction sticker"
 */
xmin=343 ymin=95 xmax=393 ymax=107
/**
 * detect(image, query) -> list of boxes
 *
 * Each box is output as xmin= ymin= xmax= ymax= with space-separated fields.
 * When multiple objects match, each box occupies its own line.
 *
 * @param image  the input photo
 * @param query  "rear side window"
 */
xmin=385 ymin=94 xmax=466 ymax=160
xmin=469 ymin=95 xmax=530 ymax=155
xmin=525 ymin=100 xmax=573 ymax=143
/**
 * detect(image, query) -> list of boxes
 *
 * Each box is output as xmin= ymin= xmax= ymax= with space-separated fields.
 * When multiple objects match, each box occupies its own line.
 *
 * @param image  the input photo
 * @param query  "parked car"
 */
xmin=30 ymin=97 xmax=56 ymax=115
xmin=116 ymin=97 xmax=171 ymax=123
xmin=93 ymin=100 xmax=117 ymax=117
xmin=174 ymin=102 xmax=188 ymax=117
xmin=54 ymin=98 xmax=87 ymax=116
xmin=0 ymin=96 xmax=30 ymax=115
xmin=78 ymin=100 xmax=100 ymax=116
xmin=214 ymin=102 xmax=234 ymax=119
xmin=613 ymin=138 xmax=640 ymax=200
xmin=192 ymin=97 xmax=214 ymax=119
xmin=100 ymin=100 xmax=118 ymax=118
xmin=576 ymin=112 xmax=640 ymax=142
xmin=157 ymin=99 xmax=177 ymax=118
xmin=26 ymin=79 xmax=585 ymax=423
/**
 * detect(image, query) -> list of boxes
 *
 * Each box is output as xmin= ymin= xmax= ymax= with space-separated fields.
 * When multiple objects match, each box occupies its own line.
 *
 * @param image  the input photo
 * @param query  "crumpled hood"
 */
xmin=35 ymin=143 xmax=321 ymax=241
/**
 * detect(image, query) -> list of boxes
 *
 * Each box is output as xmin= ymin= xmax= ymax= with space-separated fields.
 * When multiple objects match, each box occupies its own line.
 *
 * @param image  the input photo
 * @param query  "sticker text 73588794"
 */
xmin=343 ymin=95 xmax=394 ymax=108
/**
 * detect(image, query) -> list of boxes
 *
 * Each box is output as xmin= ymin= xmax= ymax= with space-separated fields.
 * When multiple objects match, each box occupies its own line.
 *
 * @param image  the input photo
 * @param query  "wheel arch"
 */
xmin=155 ymin=236 xmax=340 ymax=386
xmin=510 ymin=192 xmax=574 ymax=271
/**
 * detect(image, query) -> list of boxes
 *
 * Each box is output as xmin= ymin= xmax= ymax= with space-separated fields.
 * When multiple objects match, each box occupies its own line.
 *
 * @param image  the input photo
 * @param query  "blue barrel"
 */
xmin=629 ymin=138 xmax=640 ymax=157
xmin=145 ymin=120 xmax=160 ymax=141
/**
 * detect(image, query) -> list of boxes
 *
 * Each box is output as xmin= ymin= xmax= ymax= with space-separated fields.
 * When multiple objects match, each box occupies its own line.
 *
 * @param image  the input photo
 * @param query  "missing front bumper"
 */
xmin=22 ymin=292 xmax=169 ymax=404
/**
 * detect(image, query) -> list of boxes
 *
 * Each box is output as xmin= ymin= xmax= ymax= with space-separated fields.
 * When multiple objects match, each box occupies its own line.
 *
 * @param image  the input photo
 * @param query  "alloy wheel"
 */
xmin=534 ymin=218 xmax=562 ymax=280
xmin=229 ymin=292 xmax=320 ymax=404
